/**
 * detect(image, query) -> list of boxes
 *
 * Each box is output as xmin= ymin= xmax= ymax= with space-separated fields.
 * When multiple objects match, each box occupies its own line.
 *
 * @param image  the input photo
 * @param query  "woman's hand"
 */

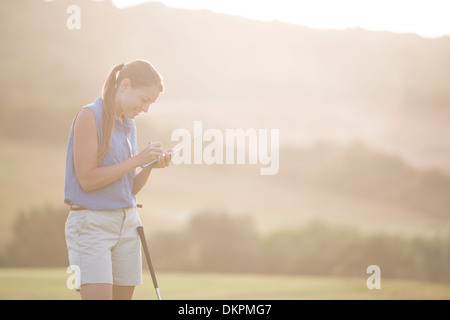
xmin=132 ymin=147 xmax=171 ymax=195
xmin=137 ymin=142 xmax=163 ymax=167
xmin=152 ymin=148 xmax=173 ymax=168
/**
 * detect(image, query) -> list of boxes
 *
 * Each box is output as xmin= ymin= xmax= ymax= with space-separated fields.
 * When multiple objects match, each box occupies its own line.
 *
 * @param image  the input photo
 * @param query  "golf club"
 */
xmin=137 ymin=226 xmax=162 ymax=300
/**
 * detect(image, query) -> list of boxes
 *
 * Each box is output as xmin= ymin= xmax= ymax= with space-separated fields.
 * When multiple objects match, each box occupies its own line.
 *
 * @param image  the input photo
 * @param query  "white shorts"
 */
xmin=65 ymin=207 xmax=142 ymax=289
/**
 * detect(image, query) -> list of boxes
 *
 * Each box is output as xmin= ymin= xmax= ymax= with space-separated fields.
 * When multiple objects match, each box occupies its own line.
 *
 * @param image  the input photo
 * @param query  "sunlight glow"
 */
xmin=111 ymin=0 xmax=450 ymax=38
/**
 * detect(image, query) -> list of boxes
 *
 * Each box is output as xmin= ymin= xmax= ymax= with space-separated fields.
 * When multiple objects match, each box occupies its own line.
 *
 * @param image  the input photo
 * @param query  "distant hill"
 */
xmin=1 ymin=0 xmax=450 ymax=172
xmin=281 ymin=141 xmax=450 ymax=219
xmin=1 ymin=0 xmax=450 ymax=253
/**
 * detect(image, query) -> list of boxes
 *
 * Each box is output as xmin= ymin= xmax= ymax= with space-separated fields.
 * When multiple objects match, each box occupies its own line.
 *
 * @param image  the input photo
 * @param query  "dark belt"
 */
xmin=70 ymin=204 xmax=143 ymax=211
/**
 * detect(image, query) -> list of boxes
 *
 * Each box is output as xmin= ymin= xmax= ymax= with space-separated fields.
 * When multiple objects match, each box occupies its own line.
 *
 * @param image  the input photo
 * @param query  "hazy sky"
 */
xmin=111 ymin=0 xmax=450 ymax=38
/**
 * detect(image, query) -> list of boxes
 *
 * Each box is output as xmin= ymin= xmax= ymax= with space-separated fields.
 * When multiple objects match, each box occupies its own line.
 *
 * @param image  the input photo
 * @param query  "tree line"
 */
xmin=1 ymin=206 xmax=449 ymax=283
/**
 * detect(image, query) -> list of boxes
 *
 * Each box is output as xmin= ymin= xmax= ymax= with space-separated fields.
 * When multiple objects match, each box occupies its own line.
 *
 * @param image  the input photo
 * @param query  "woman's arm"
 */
xmin=132 ymin=151 xmax=172 ymax=195
xmin=73 ymin=108 xmax=161 ymax=192
xmin=132 ymin=166 xmax=152 ymax=195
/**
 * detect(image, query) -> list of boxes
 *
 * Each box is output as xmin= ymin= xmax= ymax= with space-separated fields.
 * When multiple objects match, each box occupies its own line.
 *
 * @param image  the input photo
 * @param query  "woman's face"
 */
xmin=116 ymin=78 xmax=161 ymax=119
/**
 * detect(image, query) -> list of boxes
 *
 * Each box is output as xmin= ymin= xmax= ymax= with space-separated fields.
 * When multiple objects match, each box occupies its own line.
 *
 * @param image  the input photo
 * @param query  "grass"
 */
xmin=0 ymin=268 xmax=449 ymax=300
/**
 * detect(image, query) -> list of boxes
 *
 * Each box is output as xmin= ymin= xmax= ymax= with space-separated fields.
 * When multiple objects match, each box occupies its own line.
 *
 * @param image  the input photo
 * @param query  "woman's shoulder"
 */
xmin=74 ymin=107 xmax=96 ymax=129
xmin=73 ymin=107 xmax=100 ymax=141
xmin=81 ymin=97 xmax=103 ymax=114
xmin=76 ymin=97 xmax=103 ymax=125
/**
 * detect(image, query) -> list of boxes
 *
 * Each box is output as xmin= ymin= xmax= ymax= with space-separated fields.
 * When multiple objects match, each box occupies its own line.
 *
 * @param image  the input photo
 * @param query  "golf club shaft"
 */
xmin=137 ymin=226 xmax=161 ymax=300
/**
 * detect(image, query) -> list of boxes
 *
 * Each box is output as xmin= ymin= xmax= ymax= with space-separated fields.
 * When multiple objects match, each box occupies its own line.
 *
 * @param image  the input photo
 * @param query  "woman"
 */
xmin=64 ymin=60 xmax=171 ymax=300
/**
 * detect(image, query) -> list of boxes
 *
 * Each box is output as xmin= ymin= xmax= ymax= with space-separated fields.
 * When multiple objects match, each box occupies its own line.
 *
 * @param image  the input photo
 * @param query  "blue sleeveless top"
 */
xmin=64 ymin=97 xmax=138 ymax=210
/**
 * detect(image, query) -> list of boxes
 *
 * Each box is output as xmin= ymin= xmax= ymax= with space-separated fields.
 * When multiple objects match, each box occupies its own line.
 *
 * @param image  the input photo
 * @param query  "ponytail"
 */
xmin=98 ymin=63 xmax=124 ymax=164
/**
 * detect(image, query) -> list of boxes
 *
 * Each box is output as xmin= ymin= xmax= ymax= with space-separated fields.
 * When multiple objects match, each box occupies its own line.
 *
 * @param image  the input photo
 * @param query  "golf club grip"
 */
xmin=137 ymin=226 xmax=159 ymax=289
